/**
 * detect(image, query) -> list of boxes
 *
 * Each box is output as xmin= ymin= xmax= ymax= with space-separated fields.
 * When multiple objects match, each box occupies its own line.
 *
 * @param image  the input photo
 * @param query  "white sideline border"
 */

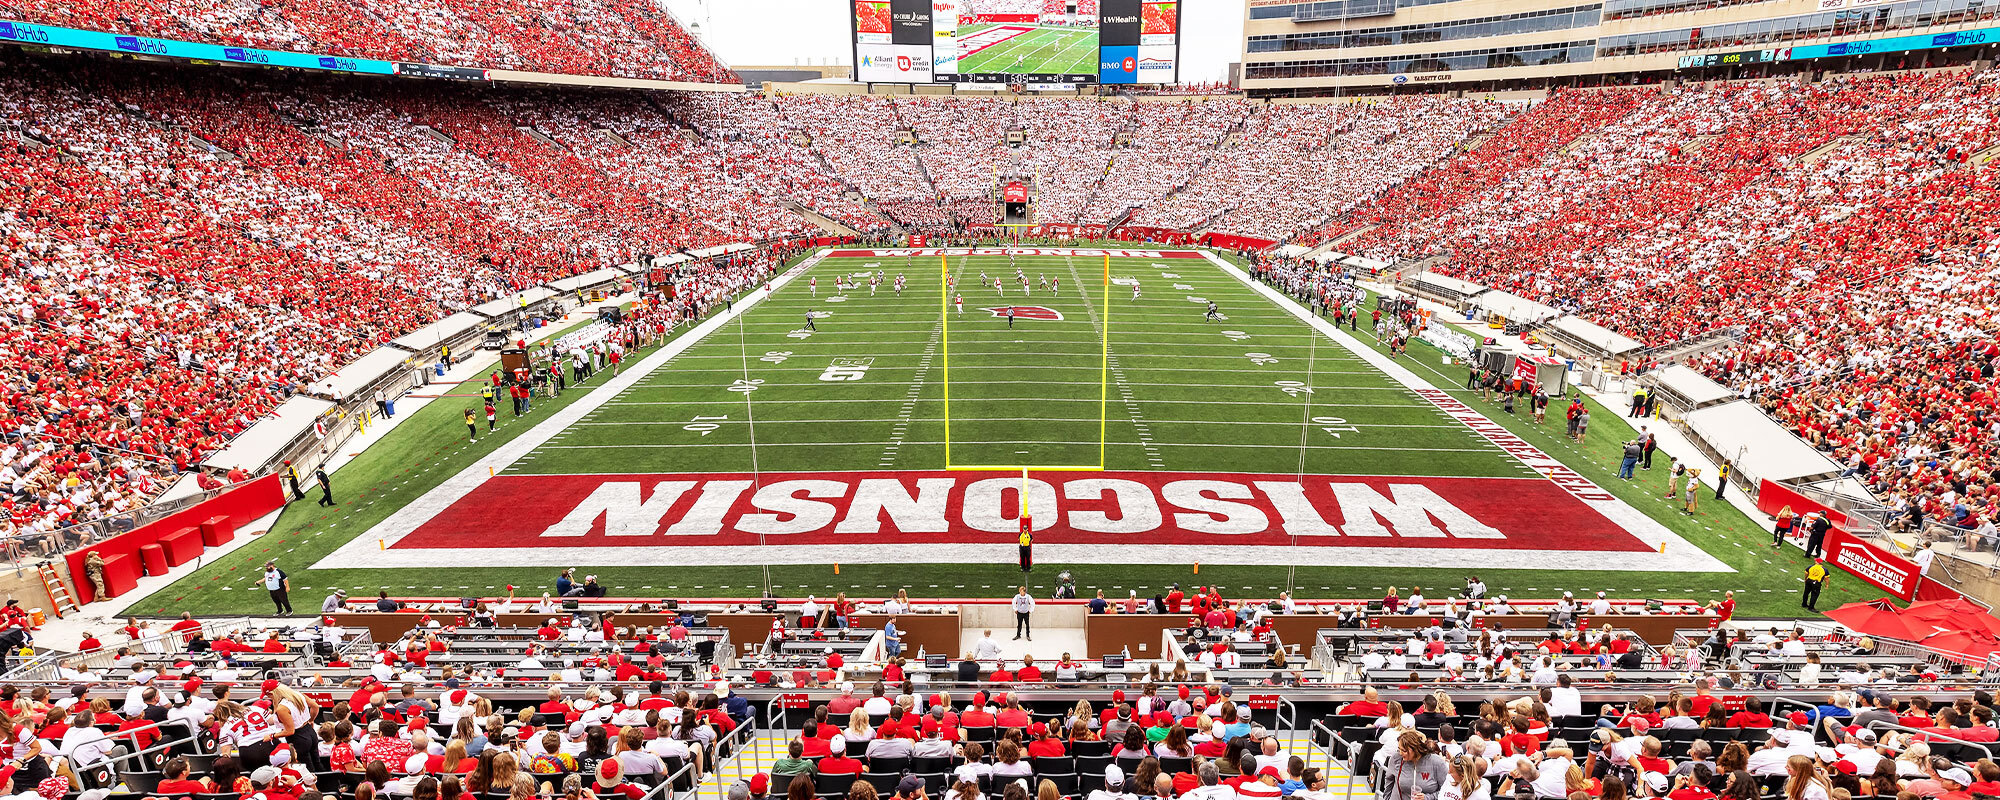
xmin=311 ymin=251 xmax=832 ymax=570
xmin=1201 ymin=251 xmax=1730 ymax=574
xmin=317 ymin=248 xmax=1731 ymax=572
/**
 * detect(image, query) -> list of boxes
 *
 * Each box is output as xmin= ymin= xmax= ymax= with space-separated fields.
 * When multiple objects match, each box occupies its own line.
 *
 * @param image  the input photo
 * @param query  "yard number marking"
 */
xmin=684 ymin=415 xmax=729 ymax=436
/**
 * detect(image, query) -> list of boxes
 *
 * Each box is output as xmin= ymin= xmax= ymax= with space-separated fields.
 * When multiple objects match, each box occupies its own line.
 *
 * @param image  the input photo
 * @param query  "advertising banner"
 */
xmin=1825 ymin=528 xmax=1920 ymax=600
xmin=0 ymin=19 xmax=396 ymax=74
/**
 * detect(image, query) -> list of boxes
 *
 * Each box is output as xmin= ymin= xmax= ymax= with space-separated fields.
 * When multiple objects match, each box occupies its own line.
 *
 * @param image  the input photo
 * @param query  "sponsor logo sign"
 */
xmin=1100 ymin=44 xmax=1139 ymax=84
xmin=1826 ymin=529 xmax=1921 ymax=600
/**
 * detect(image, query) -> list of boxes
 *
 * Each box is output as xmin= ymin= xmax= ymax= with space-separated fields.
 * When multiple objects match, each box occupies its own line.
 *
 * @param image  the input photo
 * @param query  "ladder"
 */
xmin=38 ymin=562 xmax=79 ymax=619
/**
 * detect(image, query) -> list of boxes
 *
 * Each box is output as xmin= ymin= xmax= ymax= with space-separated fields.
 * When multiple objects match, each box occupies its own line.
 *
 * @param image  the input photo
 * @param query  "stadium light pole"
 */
xmin=734 ymin=309 xmax=770 ymax=597
xmin=1289 ymin=331 xmax=1320 ymax=600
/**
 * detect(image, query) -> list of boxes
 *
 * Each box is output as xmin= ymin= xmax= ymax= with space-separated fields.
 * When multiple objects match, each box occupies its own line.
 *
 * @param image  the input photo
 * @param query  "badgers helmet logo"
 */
xmin=981 ymin=305 xmax=1064 ymax=321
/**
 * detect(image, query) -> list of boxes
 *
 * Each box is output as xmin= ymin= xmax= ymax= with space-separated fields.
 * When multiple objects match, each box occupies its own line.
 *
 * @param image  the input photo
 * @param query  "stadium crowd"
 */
xmin=8 ymin=47 xmax=2000 ymax=564
xmin=0 ymin=0 xmax=734 ymax=82
xmin=1321 ymin=70 xmax=2000 ymax=540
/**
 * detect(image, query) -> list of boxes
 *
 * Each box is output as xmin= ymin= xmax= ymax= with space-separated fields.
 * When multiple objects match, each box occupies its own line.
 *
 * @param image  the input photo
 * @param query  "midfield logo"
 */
xmin=980 ymin=305 xmax=1064 ymax=320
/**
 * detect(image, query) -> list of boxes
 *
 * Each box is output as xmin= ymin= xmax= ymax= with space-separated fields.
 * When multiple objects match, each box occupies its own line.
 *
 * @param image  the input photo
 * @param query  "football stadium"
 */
xmin=5 ymin=1 xmax=2000 ymax=800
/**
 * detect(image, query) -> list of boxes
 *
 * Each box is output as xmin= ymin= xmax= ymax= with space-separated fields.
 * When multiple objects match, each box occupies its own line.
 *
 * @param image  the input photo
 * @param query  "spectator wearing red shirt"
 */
xmin=1026 ymin=726 xmax=1066 ymax=758
xmin=996 ymin=700 xmax=1031 ymax=730
xmin=817 ymin=738 xmax=864 ymax=774
xmin=827 ymin=683 xmax=862 ymax=716
xmin=1016 ymin=656 xmax=1043 ymax=683
xmin=1339 ymin=688 xmax=1389 ymax=717
xmin=1727 ymin=698 xmax=1773 ymax=729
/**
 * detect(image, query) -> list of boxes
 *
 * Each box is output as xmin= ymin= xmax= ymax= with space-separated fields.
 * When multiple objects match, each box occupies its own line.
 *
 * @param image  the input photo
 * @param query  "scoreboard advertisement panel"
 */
xmin=849 ymin=0 xmax=1180 ymax=85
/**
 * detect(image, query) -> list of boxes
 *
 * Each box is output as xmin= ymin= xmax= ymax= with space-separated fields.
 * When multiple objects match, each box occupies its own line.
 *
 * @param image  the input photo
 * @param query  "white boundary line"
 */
xmin=1198 ymin=251 xmax=1731 ymax=574
xmin=311 ymin=250 xmax=831 ymax=570
xmin=318 ymin=249 xmax=1731 ymax=573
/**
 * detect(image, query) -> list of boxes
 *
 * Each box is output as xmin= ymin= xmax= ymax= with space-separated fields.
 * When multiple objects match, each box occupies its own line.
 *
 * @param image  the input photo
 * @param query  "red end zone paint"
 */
xmin=391 ymin=470 xmax=1651 ymax=552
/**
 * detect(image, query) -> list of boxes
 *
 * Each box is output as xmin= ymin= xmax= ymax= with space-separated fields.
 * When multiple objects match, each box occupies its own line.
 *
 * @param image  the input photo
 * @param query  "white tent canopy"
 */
xmin=1479 ymin=291 xmax=1559 ymax=323
xmin=1410 ymin=272 xmax=1487 ymax=301
xmin=1682 ymin=400 xmax=1845 ymax=484
xmin=1652 ymin=364 xmax=1737 ymax=408
xmin=201 ymin=396 xmax=335 ymax=473
xmin=391 ymin=311 xmax=486 ymax=351
xmin=320 ymin=346 xmax=414 ymax=400
xmin=1548 ymin=316 xmax=1643 ymax=358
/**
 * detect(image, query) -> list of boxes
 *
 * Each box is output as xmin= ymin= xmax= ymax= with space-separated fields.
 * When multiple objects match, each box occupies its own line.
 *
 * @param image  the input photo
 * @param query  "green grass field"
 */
xmin=957 ymin=24 xmax=1099 ymax=77
xmin=130 ymin=249 xmax=1865 ymax=618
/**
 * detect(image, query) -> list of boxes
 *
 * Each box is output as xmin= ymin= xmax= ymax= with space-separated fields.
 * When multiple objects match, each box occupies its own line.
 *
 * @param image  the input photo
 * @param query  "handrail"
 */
xmin=1863 ymin=720 xmax=1995 ymax=762
xmin=99 ymin=717 xmax=204 ymax=776
xmin=712 ymin=707 xmax=764 ymax=799
xmin=1308 ymin=720 xmax=1359 ymax=800
xmin=1275 ymin=696 xmax=1302 ymax=762
xmin=3 ymin=616 xmax=256 ymax=682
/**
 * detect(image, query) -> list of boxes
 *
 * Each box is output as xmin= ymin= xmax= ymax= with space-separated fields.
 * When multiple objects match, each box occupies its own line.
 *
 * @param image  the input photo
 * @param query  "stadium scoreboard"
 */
xmin=850 ymin=0 xmax=1181 ymax=85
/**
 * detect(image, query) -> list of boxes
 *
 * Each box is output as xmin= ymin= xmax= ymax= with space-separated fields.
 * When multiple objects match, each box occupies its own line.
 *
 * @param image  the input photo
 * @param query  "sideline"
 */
xmin=311 ymin=252 xmax=831 ymax=569
xmin=1201 ymin=252 xmax=1731 ymax=574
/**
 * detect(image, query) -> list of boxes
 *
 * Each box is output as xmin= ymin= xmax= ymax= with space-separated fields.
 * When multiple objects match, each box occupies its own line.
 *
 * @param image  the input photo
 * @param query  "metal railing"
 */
xmin=1863 ymin=720 xmax=1995 ymax=761
xmin=709 ymin=707 xmax=767 ymax=800
xmin=1308 ymin=720 xmax=1361 ymax=800
xmin=2 ymin=616 xmax=254 ymax=682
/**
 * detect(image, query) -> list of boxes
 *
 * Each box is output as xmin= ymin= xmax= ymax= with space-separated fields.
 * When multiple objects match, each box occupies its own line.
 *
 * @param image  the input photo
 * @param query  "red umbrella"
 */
xmin=1902 ymin=596 xmax=1985 ymax=619
xmin=1917 ymin=630 xmax=2000 ymax=664
xmin=1824 ymin=598 xmax=1928 ymax=641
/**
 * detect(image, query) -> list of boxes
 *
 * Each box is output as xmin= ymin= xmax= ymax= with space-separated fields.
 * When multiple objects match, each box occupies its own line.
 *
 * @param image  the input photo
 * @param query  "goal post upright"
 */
xmin=941 ymin=253 xmax=952 ymax=467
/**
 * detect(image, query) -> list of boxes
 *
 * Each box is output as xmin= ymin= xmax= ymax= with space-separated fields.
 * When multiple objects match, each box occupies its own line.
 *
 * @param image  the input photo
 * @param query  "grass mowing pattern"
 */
xmin=132 ymin=250 xmax=1858 ymax=618
xmin=956 ymin=24 xmax=1100 ymax=76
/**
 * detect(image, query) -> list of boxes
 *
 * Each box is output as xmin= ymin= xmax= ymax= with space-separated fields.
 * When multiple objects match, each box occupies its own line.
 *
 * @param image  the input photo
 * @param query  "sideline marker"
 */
xmin=834 ymin=563 xmax=841 ymax=575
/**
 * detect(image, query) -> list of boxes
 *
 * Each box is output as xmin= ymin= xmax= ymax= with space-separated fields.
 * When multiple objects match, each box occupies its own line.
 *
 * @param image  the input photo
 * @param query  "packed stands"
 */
xmin=0 ymin=0 xmax=736 ymax=82
xmin=1323 ymin=71 xmax=2000 ymax=529
xmin=11 ymin=48 xmax=2000 ymax=561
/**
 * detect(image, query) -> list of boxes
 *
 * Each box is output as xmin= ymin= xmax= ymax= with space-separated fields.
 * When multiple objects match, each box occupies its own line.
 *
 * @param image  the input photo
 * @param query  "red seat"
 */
xmin=199 ymin=515 xmax=236 ymax=547
xmin=138 ymin=544 xmax=170 ymax=577
xmin=158 ymin=527 xmax=204 ymax=566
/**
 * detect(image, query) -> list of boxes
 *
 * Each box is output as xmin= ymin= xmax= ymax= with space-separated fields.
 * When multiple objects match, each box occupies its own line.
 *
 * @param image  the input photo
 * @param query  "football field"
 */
xmin=955 ymin=24 xmax=1099 ymax=76
xmin=133 ymin=248 xmax=1861 ymax=617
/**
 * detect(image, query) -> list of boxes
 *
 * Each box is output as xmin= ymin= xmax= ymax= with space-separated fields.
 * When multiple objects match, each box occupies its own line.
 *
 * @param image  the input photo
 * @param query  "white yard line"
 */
xmin=570 ymin=418 xmax=1469 ymax=429
xmin=536 ymin=441 xmax=1498 ymax=453
xmin=1200 ymin=251 xmax=1733 ymax=574
xmin=880 ymin=314 xmax=946 ymax=468
xmin=311 ymin=250 xmax=831 ymax=568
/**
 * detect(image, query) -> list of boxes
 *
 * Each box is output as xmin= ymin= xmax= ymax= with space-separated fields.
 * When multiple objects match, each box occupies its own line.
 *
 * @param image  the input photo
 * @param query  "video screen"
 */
xmin=849 ymin=0 xmax=1178 ymax=84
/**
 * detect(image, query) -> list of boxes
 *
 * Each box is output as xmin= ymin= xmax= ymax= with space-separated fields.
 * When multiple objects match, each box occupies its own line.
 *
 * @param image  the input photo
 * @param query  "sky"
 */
xmin=659 ymin=0 xmax=1246 ymax=83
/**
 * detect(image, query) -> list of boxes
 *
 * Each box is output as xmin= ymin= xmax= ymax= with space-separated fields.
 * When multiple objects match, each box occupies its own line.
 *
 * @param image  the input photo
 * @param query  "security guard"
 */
xmin=1802 ymin=558 xmax=1830 ymax=611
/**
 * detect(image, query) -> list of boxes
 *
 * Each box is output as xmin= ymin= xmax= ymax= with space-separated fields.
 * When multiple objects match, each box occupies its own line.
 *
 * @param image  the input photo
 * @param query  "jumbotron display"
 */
xmin=850 ymin=0 xmax=1180 ymax=84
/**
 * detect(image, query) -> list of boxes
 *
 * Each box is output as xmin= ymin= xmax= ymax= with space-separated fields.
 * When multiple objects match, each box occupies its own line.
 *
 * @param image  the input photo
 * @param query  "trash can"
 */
xmin=434 ymin=363 xmax=446 ymax=377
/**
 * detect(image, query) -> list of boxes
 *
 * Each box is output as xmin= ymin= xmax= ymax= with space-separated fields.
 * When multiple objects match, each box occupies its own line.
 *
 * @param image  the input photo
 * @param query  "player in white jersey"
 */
xmin=994 ymin=276 xmax=1004 ymax=296
xmin=954 ymin=294 xmax=964 ymax=317
xmin=1021 ymin=274 xmax=1031 ymax=296
xmin=1132 ymin=281 xmax=1141 ymax=301
xmin=809 ymin=277 xmax=817 ymax=297
xmin=1051 ymin=277 xmax=1061 ymax=295
xmin=895 ymin=274 xmax=905 ymax=297
xmin=869 ymin=275 xmax=878 ymax=296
